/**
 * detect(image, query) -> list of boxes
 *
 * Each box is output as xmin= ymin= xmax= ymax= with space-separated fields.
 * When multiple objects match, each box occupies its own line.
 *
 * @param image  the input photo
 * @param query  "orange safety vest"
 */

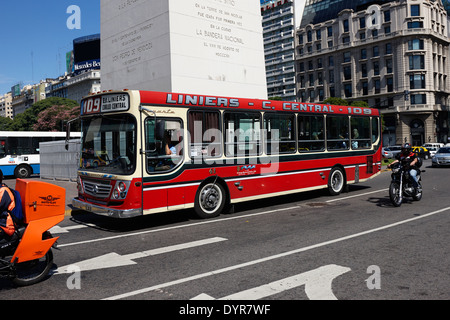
xmin=0 ymin=186 xmax=16 ymax=236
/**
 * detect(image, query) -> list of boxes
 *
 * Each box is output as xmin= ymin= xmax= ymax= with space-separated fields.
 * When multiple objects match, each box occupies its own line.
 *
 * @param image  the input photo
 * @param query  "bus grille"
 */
xmin=83 ymin=179 xmax=112 ymax=199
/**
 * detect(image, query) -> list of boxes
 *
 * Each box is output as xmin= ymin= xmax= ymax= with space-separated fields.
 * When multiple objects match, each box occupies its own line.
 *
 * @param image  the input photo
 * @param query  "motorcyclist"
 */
xmin=388 ymin=143 xmax=421 ymax=192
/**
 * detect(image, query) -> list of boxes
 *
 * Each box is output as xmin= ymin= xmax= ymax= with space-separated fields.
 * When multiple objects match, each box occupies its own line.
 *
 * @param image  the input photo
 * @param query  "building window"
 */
xmin=362 ymin=81 xmax=368 ymax=95
xmin=360 ymin=32 xmax=366 ymax=40
xmin=328 ymin=40 xmax=333 ymax=48
xmin=328 ymin=56 xmax=334 ymax=67
xmin=411 ymin=94 xmax=426 ymax=104
xmin=344 ymin=83 xmax=352 ymax=97
xmin=318 ymin=88 xmax=324 ymax=101
xmin=317 ymin=58 xmax=323 ymax=69
xmin=327 ymin=26 xmax=333 ymax=37
xmin=316 ymin=29 xmax=321 ymax=40
xmin=386 ymin=59 xmax=393 ymax=73
xmin=373 ymin=61 xmax=380 ymax=75
xmin=411 ymin=5 xmax=420 ymax=17
xmin=371 ymin=29 xmax=378 ymax=38
xmin=409 ymin=55 xmax=425 ymax=69
xmin=344 ymin=66 xmax=352 ymax=80
xmin=384 ymin=26 xmax=391 ymax=34
xmin=410 ymin=74 xmax=425 ymax=89
xmin=318 ymin=72 xmax=323 ymax=85
xmin=343 ymin=19 xmax=349 ymax=32
xmin=342 ymin=36 xmax=350 ymax=44
xmin=299 ymin=34 xmax=303 ymax=44
xmin=408 ymin=39 xmax=424 ymax=50
xmin=309 ymin=74 xmax=314 ymax=86
xmin=359 ymin=17 xmax=366 ymax=29
xmin=299 ymin=62 xmax=305 ymax=72
xmin=361 ymin=63 xmax=367 ymax=77
xmin=329 ymin=70 xmax=335 ymax=83
xmin=308 ymin=60 xmax=313 ymax=70
xmin=374 ymin=79 xmax=380 ymax=94
xmin=307 ymin=30 xmax=312 ymax=42
xmin=408 ymin=21 xmax=423 ymax=29
xmin=361 ymin=48 xmax=367 ymax=59
xmin=373 ymin=46 xmax=379 ymax=57
xmin=344 ymin=51 xmax=351 ymax=63
xmin=329 ymin=86 xmax=335 ymax=97
xmin=385 ymin=43 xmax=392 ymax=55
xmin=384 ymin=10 xmax=391 ymax=22
xmin=387 ymin=77 xmax=394 ymax=92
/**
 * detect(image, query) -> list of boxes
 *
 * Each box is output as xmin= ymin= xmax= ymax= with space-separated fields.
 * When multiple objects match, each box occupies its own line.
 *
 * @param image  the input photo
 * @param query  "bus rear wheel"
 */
xmin=328 ymin=167 xmax=345 ymax=196
xmin=194 ymin=182 xmax=226 ymax=219
xmin=14 ymin=165 xmax=32 ymax=179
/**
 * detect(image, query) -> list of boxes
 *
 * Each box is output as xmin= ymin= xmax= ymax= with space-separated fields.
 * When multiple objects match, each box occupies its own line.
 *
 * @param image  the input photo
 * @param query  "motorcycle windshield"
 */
xmin=80 ymin=115 xmax=137 ymax=175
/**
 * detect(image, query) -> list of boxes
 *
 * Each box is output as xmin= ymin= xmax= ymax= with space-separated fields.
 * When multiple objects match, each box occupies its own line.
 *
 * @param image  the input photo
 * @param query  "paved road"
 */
xmin=1 ymin=161 xmax=449 ymax=310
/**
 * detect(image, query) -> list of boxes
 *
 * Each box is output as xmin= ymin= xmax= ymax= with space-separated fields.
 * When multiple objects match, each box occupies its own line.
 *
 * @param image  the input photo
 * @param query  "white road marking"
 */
xmin=54 ymin=237 xmax=227 ymax=274
xmin=326 ymin=188 xmax=389 ymax=203
xmin=191 ymin=264 xmax=351 ymax=300
xmin=104 ymin=205 xmax=450 ymax=300
xmin=57 ymin=188 xmax=388 ymax=246
xmin=50 ymin=224 xmax=95 ymax=234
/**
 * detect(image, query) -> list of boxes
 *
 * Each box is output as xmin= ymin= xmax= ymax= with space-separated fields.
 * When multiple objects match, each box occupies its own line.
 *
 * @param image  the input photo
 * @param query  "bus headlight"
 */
xmin=112 ymin=180 xmax=130 ymax=200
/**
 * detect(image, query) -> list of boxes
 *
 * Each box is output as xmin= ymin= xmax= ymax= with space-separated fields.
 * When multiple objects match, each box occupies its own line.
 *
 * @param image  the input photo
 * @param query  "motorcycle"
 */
xmin=389 ymin=162 xmax=423 ymax=207
xmin=0 ymin=179 xmax=65 ymax=287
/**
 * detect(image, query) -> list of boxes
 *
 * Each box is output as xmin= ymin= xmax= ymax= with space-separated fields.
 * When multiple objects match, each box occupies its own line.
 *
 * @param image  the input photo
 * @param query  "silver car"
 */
xmin=432 ymin=147 xmax=450 ymax=167
xmin=382 ymin=145 xmax=402 ymax=159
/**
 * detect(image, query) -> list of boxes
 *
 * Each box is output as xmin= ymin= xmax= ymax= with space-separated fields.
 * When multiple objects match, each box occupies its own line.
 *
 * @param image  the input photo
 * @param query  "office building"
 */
xmin=295 ymin=0 xmax=450 ymax=145
xmin=261 ymin=0 xmax=300 ymax=101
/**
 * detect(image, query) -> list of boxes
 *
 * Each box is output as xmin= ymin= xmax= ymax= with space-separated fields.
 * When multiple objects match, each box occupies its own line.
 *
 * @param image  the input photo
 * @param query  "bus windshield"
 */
xmin=80 ymin=115 xmax=137 ymax=175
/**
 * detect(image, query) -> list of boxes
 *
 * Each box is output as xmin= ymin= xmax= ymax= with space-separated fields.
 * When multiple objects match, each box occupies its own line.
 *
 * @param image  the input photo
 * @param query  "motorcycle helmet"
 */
xmin=401 ymin=142 xmax=412 ymax=155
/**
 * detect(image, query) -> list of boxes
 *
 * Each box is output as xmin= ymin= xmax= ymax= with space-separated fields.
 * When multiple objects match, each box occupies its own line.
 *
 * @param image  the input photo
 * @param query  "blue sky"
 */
xmin=0 ymin=1 xmax=100 ymax=95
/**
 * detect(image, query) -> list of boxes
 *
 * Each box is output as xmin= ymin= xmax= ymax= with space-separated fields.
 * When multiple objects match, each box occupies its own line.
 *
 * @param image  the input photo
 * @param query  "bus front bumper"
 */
xmin=72 ymin=198 xmax=143 ymax=219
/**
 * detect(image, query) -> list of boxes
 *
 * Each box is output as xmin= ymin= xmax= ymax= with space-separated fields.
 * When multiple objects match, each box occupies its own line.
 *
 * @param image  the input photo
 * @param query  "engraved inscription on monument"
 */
xmin=101 ymin=0 xmax=267 ymax=98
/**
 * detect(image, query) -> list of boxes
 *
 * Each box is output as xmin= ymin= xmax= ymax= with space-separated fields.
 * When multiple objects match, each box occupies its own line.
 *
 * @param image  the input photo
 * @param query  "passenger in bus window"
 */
xmin=165 ymin=131 xmax=176 ymax=155
xmin=352 ymin=128 xmax=359 ymax=149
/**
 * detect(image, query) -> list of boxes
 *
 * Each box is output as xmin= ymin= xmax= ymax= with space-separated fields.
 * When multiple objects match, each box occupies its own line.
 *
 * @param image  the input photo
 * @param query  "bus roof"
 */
xmin=83 ymin=90 xmax=380 ymax=117
xmin=141 ymin=91 xmax=380 ymax=116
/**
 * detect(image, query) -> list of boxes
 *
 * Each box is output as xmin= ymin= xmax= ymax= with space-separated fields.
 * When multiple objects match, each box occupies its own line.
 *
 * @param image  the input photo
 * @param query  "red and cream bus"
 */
xmin=70 ymin=90 xmax=382 ymax=219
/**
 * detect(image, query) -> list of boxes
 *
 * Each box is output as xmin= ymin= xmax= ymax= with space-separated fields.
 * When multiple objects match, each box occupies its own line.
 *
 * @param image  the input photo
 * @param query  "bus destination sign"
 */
xmin=82 ymin=93 xmax=130 ymax=115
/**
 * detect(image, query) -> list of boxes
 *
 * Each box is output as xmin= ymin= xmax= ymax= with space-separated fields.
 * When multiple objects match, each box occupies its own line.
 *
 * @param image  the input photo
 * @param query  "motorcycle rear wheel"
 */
xmin=389 ymin=182 xmax=402 ymax=207
xmin=12 ymin=250 xmax=53 ymax=287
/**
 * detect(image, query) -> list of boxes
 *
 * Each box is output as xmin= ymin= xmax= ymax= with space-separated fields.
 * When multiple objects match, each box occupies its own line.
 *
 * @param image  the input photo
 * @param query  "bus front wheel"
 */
xmin=14 ymin=165 xmax=32 ymax=179
xmin=194 ymin=182 xmax=226 ymax=219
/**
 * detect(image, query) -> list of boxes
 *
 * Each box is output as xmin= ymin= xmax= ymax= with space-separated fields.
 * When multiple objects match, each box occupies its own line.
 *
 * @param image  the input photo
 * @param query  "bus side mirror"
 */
xmin=65 ymin=122 xmax=71 ymax=150
xmin=65 ymin=118 xmax=78 ymax=151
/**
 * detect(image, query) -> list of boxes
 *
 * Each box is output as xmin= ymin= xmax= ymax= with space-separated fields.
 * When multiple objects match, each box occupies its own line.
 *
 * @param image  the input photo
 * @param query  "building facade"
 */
xmin=296 ymin=0 xmax=450 ymax=145
xmin=0 ymin=92 xmax=13 ymax=119
xmin=261 ymin=0 xmax=298 ymax=101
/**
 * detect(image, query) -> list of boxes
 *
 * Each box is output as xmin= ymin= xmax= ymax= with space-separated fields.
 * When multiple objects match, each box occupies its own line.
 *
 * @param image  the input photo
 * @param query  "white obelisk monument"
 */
xmin=101 ymin=0 xmax=268 ymax=99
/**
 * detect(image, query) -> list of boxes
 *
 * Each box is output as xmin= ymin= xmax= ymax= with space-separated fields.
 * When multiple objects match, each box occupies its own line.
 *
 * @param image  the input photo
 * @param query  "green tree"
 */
xmin=10 ymin=97 xmax=78 ymax=131
xmin=0 ymin=116 xmax=13 ymax=131
xmin=350 ymin=100 xmax=369 ymax=108
xmin=323 ymin=97 xmax=348 ymax=106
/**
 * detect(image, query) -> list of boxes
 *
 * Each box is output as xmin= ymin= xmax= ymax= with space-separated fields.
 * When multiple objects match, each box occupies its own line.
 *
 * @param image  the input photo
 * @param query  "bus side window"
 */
xmin=298 ymin=115 xmax=325 ymax=152
xmin=327 ymin=116 xmax=349 ymax=151
xmin=351 ymin=117 xmax=371 ymax=149
xmin=0 ymin=140 xmax=6 ymax=158
xmin=144 ymin=118 xmax=183 ymax=173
